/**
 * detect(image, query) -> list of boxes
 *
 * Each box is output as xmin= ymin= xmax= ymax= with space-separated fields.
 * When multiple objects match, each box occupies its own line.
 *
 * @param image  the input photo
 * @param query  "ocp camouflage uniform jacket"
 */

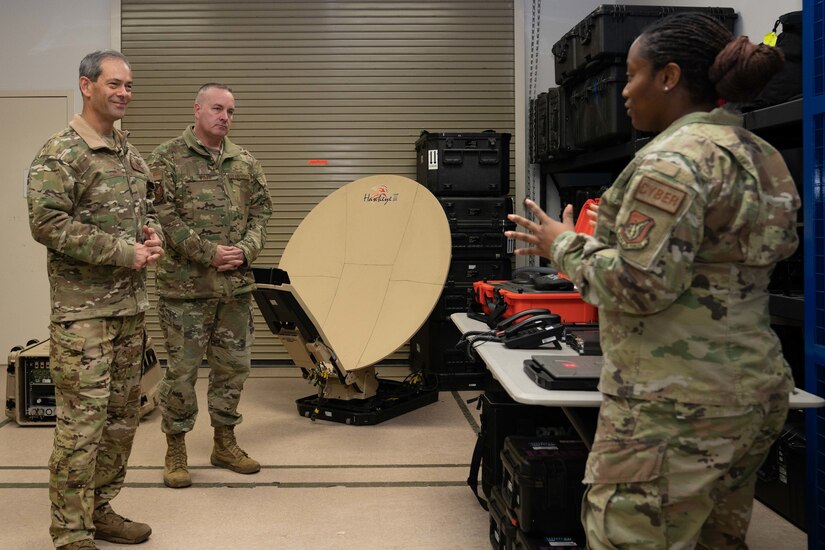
xmin=550 ymin=108 xmax=800 ymax=406
xmin=148 ymin=126 xmax=272 ymax=299
xmin=27 ymin=114 xmax=164 ymax=323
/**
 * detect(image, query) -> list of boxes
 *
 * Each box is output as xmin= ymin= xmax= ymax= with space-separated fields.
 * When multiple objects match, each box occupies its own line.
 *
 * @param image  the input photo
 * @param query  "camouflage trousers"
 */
xmin=48 ymin=314 xmax=145 ymax=547
xmin=157 ymin=294 xmax=253 ymax=434
xmin=582 ymin=394 xmax=788 ymax=550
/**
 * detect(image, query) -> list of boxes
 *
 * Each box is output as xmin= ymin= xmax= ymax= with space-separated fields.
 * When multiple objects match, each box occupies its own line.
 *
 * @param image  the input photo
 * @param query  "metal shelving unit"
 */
xmin=540 ymin=98 xmax=802 ymax=174
xmin=803 ymin=0 xmax=825 ymax=547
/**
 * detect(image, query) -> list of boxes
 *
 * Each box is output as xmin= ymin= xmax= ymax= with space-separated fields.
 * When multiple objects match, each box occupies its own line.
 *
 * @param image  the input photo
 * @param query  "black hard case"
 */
xmin=547 ymin=87 xmax=575 ymax=160
xmin=477 ymin=392 xmax=579 ymax=500
xmin=416 ymin=131 xmax=511 ymax=195
xmin=489 ymin=485 xmax=518 ymax=550
xmin=569 ymin=63 xmax=631 ymax=150
xmin=411 ymin=315 xmax=485 ymax=376
xmin=446 ymin=259 xmax=512 ymax=287
xmin=554 ymin=5 xmax=737 ymax=84
xmin=533 ymin=92 xmax=550 ymax=163
xmin=439 ymin=196 xmax=513 ymax=228
xmin=551 ymin=28 xmax=579 ymax=86
xmin=294 ymin=379 xmax=438 ymax=426
xmin=500 ymin=437 xmax=589 ymax=536
xmin=755 ymin=415 xmax=807 ymax=530
xmin=450 ymin=230 xmax=513 ymax=260
xmin=440 ymin=196 xmax=515 ymax=260
xmin=513 ymin=531 xmax=586 ymax=550
xmin=532 ymin=88 xmax=575 ymax=163
xmin=431 ymin=286 xmax=474 ymax=321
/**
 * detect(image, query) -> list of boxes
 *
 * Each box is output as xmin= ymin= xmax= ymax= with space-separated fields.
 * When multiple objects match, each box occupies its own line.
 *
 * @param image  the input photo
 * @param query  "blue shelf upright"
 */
xmin=805 ymin=0 xmax=825 ymax=547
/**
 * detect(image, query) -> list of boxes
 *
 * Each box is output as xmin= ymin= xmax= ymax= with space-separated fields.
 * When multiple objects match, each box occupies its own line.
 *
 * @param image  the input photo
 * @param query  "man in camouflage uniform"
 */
xmin=148 ymin=83 xmax=272 ymax=488
xmin=27 ymin=50 xmax=164 ymax=550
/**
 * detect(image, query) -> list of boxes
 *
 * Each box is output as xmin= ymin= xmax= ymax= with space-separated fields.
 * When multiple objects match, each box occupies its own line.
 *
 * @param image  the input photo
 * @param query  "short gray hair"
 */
xmin=79 ymin=50 xmax=131 ymax=82
xmin=196 ymin=82 xmax=234 ymax=103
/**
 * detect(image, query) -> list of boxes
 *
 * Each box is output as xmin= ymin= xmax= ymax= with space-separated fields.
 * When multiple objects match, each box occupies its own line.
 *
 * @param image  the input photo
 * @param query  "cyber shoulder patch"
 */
xmin=617 ymin=210 xmax=655 ymax=250
xmin=634 ymin=176 xmax=686 ymax=214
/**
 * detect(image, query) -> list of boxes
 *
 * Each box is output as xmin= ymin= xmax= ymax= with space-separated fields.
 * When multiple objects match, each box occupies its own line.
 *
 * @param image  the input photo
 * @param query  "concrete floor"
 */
xmin=0 ymin=366 xmax=808 ymax=549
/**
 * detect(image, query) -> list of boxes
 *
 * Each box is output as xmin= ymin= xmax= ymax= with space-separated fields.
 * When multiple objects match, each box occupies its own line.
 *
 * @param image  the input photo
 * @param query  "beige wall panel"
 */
xmin=0 ymin=94 xmax=72 ymax=363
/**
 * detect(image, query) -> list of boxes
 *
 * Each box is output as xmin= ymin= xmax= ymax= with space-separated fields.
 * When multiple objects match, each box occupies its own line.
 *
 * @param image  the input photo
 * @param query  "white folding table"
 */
xmin=451 ymin=312 xmax=825 ymax=446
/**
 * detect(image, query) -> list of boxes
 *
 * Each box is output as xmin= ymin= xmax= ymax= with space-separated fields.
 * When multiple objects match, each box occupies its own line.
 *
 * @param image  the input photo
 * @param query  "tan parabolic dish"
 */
xmin=279 ymin=174 xmax=452 ymax=373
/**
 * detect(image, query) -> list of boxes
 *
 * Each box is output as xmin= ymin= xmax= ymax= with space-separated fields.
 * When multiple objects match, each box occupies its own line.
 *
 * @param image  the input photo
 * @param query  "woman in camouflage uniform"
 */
xmin=507 ymin=12 xmax=798 ymax=549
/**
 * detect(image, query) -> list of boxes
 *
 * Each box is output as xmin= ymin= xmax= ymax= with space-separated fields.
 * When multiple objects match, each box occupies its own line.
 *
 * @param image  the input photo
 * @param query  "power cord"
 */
xmin=456 ymin=329 xmax=501 ymax=362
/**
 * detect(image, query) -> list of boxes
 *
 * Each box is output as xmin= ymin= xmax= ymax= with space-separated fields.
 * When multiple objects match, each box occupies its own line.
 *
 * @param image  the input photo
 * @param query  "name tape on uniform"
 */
xmin=634 ymin=176 xmax=686 ymax=214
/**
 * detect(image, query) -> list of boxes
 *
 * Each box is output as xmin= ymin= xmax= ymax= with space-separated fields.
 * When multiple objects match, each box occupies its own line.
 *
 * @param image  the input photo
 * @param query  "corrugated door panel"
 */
xmin=121 ymin=0 xmax=515 ymax=364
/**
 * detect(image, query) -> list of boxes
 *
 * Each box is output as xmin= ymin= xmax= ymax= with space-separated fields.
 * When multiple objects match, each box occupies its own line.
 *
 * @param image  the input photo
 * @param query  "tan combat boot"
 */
xmin=57 ymin=541 xmax=98 ymax=550
xmin=211 ymin=425 xmax=261 ymax=474
xmin=163 ymin=432 xmax=192 ymax=488
xmin=93 ymin=506 xmax=151 ymax=544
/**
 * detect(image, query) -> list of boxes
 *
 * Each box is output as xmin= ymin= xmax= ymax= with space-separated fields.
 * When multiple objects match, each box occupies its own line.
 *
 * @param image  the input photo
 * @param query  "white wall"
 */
xmin=1 ymin=0 xmax=114 ymax=362
xmin=1 ymin=0 xmax=114 ymax=113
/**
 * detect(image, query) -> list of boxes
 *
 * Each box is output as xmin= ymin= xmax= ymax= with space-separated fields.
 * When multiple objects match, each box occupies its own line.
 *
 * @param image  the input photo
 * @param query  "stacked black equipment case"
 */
xmin=487 ymin=436 xmax=589 ymax=549
xmin=488 ymin=486 xmax=518 ymax=550
xmin=530 ymin=88 xmax=575 ymax=163
xmin=553 ymin=5 xmax=736 ymax=86
xmin=411 ymin=130 xmax=513 ymax=390
xmin=500 ymin=437 xmax=588 ymax=535
xmin=469 ymin=391 xmax=580 ymax=504
xmin=513 ymin=532 xmax=587 ymax=550
xmin=755 ymin=411 xmax=807 ymax=531
xmin=530 ymin=5 xmax=737 ymax=160
xmin=416 ymin=131 xmax=510 ymax=196
xmin=470 ymin=393 xmax=593 ymax=549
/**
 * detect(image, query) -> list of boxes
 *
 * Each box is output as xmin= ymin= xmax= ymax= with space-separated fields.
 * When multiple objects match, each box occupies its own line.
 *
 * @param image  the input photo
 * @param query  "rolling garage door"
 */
xmin=121 ymin=0 xmax=515 ymax=364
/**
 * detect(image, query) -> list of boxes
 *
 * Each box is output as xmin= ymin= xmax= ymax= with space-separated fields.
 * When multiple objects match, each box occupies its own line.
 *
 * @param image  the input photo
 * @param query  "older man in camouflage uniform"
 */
xmin=148 ymin=83 xmax=272 ymax=488
xmin=509 ymin=107 xmax=799 ymax=548
xmin=27 ymin=50 xmax=164 ymax=550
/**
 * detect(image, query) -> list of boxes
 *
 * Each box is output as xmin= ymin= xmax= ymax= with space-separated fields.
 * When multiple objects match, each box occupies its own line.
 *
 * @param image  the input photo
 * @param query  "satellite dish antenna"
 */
xmin=253 ymin=175 xmax=452 ymax=422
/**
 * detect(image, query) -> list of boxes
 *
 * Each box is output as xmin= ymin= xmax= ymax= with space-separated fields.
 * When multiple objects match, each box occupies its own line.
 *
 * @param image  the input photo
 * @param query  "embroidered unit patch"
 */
xmin=618 ymin=210 xmax=655 ymax=249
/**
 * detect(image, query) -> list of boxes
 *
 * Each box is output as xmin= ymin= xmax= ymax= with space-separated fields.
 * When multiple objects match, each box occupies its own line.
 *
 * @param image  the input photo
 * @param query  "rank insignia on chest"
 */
xmin=149 ymin=180 xmax=164 ymax=205
xmin=618 ymin=210 xmax=655 ymax=249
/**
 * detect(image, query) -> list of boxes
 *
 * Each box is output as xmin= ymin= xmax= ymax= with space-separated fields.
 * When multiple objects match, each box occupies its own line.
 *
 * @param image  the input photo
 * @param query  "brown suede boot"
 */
xmin=211 ymin=425 xmax=261 ymax=474
xmin=163 ymin=432 xmax=192 ymax=488
xmin=93 ymin=506 xmax=151 ymax=544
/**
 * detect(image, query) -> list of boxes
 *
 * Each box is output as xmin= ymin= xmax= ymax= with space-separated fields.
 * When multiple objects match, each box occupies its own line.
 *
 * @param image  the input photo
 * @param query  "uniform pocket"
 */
xmin=49 ymin=322 xmax=87 ymax=389
xmin=50 ymin=322 xmax=86 ymax=353
xmin=183 ymin=175 xmax=224 ymax=220
xmin=584 ymin=438 xmax=666 ymax=484
xmin=582 ymin=438 xmax=667 ymax=547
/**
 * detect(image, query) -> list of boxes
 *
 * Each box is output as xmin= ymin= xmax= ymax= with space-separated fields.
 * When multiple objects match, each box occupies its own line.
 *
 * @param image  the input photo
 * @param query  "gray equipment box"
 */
xmin=5 ymin=337 xmax=161 ymax=426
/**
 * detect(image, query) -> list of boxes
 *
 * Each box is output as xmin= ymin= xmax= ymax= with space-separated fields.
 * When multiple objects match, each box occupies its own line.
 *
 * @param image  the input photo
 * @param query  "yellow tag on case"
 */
xmin=763 ymin=32 xmax=777 ymax=47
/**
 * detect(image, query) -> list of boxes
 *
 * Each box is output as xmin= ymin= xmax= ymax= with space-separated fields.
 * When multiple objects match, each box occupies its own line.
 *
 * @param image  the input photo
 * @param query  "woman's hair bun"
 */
xmin=709 ymin=36 xmax=785 ymax=102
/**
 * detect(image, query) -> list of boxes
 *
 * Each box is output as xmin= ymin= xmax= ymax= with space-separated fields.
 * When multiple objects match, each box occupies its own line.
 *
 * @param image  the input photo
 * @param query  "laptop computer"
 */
xmin=523 ymin=355 xmax=603 ymax=391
